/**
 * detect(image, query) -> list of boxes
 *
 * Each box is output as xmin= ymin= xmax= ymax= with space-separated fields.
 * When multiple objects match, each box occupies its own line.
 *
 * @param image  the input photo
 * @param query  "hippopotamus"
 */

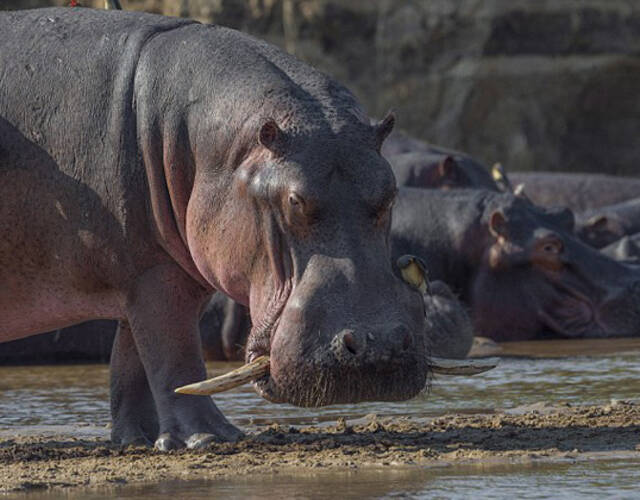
xmin=0 ymin=8 xmax=429 ymax=449
xmin=391 ymin=188 xmax=640 ymax=341
xmin=381 ymin=132 xmax=498 ymax=191
xmin=200 ymin=294 xmax=250 ymax=361
xmin=0 ymin=320 xmax=116 ymax=364
xmin=422 ymin=281 xmax=474 ymax=359
xmin=601 ymin=233 xmax=640 ymax=264
xmin=0 ymin=294 xmax=246 ymax=364
xmin=509 ymin=172 xmax=640 ymax=213
xmin=575 ymin=198 xmax=640 ymax=249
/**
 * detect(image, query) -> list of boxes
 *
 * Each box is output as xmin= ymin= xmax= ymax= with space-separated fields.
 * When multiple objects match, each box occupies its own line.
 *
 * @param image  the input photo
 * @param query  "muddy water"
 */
xmin=2 ymin=338 xmax=640 ymax=429
xmin=6 ymin=458 xmax=640 ymax=499
xmin=1 ymin=338 xmax=640 ymax=498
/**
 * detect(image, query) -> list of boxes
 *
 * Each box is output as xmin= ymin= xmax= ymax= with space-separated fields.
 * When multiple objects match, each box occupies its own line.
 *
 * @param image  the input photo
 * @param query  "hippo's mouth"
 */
xmin=538 ymin=283 xmax=609 ymax=337
xmin=245 ymin=317 xmax=284 ymax=404
xmin=245 ymin=328 xmax=431 ymax=407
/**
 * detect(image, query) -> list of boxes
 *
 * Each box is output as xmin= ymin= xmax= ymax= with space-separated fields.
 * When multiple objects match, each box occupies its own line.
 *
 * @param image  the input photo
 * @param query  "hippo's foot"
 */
xmin=154 ymin=414 xmax=243 ymax=451
xmin=112 ymin=424 xmax=156 ymax=447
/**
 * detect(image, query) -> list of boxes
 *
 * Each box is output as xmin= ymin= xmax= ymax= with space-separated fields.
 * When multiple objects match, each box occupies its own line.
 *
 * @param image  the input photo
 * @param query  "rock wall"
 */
xmin=4 ymin=0 xmax=639 ymax=174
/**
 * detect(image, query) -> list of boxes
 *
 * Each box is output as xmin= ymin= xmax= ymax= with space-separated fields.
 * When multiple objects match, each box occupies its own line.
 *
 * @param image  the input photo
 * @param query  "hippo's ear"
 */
xmin=438 ymin=156 xmax=459 ymax=181
xmin=375 ymin=111 xmax=396 ymax=152
xmin=258 ymin=119 xmax=286 ymax=154
xmin=489 ymin=210 xmax=509 ymax=239
xmin=585 ymin=215 xmax=625 ymax=239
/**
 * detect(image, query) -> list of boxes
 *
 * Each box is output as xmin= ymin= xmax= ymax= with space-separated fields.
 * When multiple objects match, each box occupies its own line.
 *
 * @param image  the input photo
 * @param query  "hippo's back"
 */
xmin=510 ymin=172 xmax=640 ymax=213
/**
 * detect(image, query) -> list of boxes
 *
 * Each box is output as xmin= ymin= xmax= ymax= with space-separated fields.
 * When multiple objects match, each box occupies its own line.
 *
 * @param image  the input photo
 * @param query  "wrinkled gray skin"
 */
xmin=383 ymin=133 xmax=498 ymax=191
xmin=391 ymin=188 xmax=640 ymax=341
xmin=576 ymin=198 xmax=640 ymax=249
xmin=601 ymin=233 xmax=640 ymax=264
xmin=509 ymin=172 xmax=640 ymax=213
xmin=0 ymin=9 xmax=428 ymax=449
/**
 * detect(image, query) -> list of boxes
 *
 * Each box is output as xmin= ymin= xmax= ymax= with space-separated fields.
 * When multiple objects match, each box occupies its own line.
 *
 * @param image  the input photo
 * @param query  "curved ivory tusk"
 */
xmin=174 ymin=356 xmax=270 ymax=395
xmin=430 ymin=356 xmax=499 ymax=375
xmin=174 ymin=354 xmax=498 ymax=396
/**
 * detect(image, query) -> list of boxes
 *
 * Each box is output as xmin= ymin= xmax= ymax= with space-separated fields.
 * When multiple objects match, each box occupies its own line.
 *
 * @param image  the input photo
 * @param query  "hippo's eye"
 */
xmin=373 ymin=197 xmax=395 ymax=226
xmin=540 ymin=239 xmax=563 ymax=255
xmin=285 ymin=192 xmax=317 ymax=227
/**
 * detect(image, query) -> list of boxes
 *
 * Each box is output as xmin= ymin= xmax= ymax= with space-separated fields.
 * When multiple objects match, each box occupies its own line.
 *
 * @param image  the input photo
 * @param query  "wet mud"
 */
xmin=2 ymin=401 xmax=640 ymax=493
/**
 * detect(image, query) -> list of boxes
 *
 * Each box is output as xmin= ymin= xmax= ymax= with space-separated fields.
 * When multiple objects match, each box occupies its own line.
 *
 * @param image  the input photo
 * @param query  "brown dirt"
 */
xmin=2 ymin=401 xmax=640 ymax=493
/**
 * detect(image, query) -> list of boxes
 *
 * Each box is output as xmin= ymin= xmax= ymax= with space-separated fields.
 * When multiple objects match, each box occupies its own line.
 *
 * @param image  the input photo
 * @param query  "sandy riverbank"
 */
xmin=2 ymin=401 xmax=639 ymax=493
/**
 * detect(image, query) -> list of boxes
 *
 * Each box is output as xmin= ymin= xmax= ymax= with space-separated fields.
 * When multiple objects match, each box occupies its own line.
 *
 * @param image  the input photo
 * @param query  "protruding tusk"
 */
xmin=174 ymin=356 xmax=270 ymax=395
xmin=430 ymin=356 xmax=499 ymax=375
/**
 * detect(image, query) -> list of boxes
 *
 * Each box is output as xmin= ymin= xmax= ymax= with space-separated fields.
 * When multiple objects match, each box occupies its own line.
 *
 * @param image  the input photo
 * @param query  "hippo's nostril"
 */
xmin=343 ymin=331 xmax=358 ymax=355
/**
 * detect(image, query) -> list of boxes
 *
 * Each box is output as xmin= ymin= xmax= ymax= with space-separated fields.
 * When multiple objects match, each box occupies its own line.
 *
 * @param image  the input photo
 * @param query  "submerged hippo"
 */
xmin=509 ymin=172 xmax=640 ymax=213
xmin=0 ymin=9 xmax=429 ymax=449
xmin=391 ymin=188 xmax=640 ymax=341
xmin=576 ymin=198 xmax=640 ymax=249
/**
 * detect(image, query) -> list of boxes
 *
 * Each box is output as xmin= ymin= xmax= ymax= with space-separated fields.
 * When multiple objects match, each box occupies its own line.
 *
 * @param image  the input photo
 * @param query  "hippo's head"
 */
xmin=389 ymin=151 xmax=498 ymax=192
xmin=471 ymin=194 xmax=640 ymax=340
xmin=186 ymin=111 xmax=429 ymax=406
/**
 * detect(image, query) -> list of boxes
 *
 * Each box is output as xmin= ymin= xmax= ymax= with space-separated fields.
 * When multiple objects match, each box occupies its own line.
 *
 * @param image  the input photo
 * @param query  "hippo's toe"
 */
xmin=154 ymin=433 xmax=184 ymax=451
xmin=185 ymin=433 xmax=221 ymax=449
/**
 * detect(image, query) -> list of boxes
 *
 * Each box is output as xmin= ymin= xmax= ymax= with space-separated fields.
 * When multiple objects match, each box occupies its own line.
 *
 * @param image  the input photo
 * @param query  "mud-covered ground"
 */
xmin=2 ymin=401 xmax=639 ymax=493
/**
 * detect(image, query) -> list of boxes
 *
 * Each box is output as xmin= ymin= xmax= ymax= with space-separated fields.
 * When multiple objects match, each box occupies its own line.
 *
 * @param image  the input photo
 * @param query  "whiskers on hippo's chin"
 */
xmin=270 ymin=362 xmax=431 ymax=407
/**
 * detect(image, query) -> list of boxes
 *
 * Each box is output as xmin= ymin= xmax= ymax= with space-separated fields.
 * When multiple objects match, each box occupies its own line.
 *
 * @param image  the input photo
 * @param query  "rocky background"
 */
xmin=4 ymin=0 xmax=639 ymax=175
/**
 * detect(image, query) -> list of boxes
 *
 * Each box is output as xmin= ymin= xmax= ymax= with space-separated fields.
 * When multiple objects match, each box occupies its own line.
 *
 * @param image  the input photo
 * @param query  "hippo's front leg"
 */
xmin=125 ymin=263 xmax=242 ymax=450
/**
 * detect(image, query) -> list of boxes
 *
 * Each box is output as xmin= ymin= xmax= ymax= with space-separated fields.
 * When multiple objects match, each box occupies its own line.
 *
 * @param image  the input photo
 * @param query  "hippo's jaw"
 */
xmin=249 ymin=344 xmax=430 ymax=408
xmin=245 ymin=299 xmax=430 ymax=407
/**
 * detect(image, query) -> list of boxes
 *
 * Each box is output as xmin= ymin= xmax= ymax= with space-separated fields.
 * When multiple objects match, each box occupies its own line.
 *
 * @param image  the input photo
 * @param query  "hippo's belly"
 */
xmin=0 ymin=169 xmax=124 ymax=341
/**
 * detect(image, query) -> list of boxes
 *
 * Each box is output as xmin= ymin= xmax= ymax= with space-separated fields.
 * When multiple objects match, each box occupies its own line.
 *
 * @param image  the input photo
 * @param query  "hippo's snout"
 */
xmin=331 ymin=324 xmax=413 ymax=362
xmin=254 ymin=256 xmax=430 ymax=407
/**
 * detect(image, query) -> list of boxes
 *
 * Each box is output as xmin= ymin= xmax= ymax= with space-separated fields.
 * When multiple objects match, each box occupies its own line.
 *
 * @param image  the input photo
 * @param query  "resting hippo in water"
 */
xmin=391 ymin=188 xmax=640 ymax=341
xmin=575 ymin=198 xmax=640 ymax=249
xmin=601 ymin=233 xmax=640 ymax=264
xmin=509 ymin=172 xmax=640 ymax=213
xmin=382 ymin=132 xmax=498 ymax=191
xmin=0 ymin=294 xmax=247 ymax=364
xmin=0 ymin=9 xmax=429 ymax=449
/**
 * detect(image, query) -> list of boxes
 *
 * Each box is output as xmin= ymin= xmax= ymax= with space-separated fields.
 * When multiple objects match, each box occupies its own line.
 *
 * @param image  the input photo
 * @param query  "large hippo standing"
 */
xmin=391 ymin=188 xmax=640 ymax=341
xmin=0 ymin=8 xmax=429 ymax=449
